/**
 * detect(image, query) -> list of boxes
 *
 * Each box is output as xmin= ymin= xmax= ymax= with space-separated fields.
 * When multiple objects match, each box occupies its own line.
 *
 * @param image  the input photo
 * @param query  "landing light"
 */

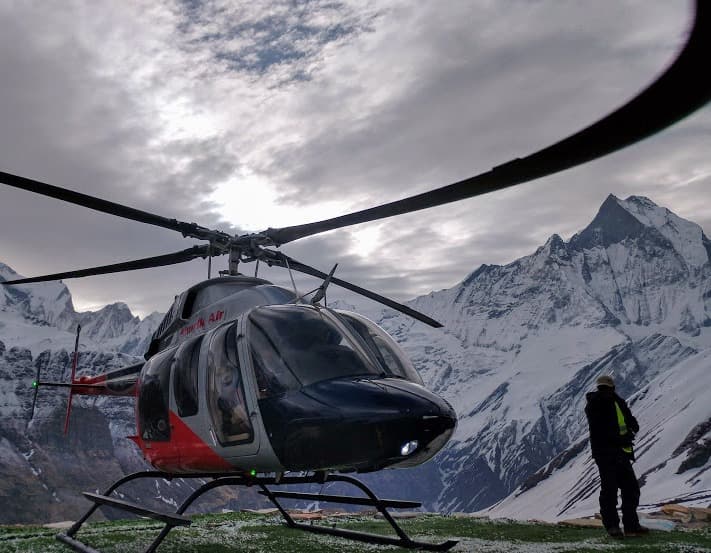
xmin=400 ymin=440 xmax=418 ymax=456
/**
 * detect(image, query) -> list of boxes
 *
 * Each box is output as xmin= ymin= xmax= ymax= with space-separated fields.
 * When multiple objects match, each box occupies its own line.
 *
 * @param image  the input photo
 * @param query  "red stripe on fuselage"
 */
xmin=132 ymin=410 xmax=232 ymax=473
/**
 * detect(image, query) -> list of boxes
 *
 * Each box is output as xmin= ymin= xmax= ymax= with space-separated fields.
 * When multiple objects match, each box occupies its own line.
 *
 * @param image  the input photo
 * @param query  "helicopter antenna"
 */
xmin=291 ymin=285 xmax=321 ymax=305
xmin=311 ymin=264 xmax=337 ymax=306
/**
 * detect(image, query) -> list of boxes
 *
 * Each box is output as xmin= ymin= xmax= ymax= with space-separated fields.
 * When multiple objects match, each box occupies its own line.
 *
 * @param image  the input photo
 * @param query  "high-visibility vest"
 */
xmin=615 ymin=401 xmax=633 ymax=455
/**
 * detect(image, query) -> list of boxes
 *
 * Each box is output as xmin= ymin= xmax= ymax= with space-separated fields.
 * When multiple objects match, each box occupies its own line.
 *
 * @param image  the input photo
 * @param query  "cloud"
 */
xmin=174 ymin=0 xmax=380 ymax=83
xmin=0 ymin=0 xmax=709 ymax=319
xmin=253 ymin=0 xmax=692 ymax=203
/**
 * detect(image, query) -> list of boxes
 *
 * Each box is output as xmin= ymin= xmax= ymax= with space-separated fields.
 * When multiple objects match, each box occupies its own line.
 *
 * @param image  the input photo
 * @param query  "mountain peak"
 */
xmin=619 ymin=195 xmax=710 ymax=268
xmin=544 ymin=234 xmax=564 ymax=247
xmin=535 ymin=234 xmax=569 ymax=261
xmin=0 ymin=262 xmax=20 ymax=281
xmin=108 ymin=302 xmax=131 ymax=313
xmin=571 ymin=194 xmax=646 ymax=250
xmin=570 ymin=195 xmax=709 ymax=268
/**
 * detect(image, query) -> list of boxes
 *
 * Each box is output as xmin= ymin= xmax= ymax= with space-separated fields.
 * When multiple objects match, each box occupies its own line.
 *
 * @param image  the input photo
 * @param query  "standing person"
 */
xmin=585 ymin=375 xmax=649 ymax=539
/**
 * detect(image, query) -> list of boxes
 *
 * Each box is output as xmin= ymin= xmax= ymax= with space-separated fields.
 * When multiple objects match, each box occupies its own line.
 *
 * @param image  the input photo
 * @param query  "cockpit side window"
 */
xmin=338 ymin=312 xmax=424 ymax=385
xmin=173 ymin=335 xmax=203 ymax=417
xmin=207 ymin=323 xmax=253 ymax=445
xmin=249 ymin=319 xmax=301 ymax=399
xmin=138 ymin=348 xmax=175 ymax=442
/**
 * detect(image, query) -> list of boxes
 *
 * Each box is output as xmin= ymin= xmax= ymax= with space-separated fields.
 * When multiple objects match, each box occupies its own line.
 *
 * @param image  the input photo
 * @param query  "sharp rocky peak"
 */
xmin=0 ymin=259 xmax=162 ymax=356
xmin=536 ymin=233 xmax=569 ymax=260
xmin=566 ymin=194 xmax=710 ymax=268
xmin=0 ymin=262 xmax=19 ymax=281
xmin=571 ymin=194 xmax=649 ymax=250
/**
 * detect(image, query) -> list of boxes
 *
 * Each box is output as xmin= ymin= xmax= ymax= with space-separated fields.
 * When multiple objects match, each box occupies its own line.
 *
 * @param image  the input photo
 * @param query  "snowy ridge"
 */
xmin=619 ymin=196 xmax=710 ymax=269
xmin=0 ymin=264 xmax=75 ymax=333
xmin=0 ymin=262 xmax=160 ymax=357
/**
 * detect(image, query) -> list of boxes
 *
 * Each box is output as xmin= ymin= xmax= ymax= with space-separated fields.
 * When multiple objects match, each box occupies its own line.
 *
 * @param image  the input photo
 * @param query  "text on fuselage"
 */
xmin=180 ymin=309 xmax=225 ymax=336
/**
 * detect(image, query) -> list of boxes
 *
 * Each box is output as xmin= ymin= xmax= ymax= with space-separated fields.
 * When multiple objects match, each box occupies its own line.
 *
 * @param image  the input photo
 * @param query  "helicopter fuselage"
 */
xmin=111 ymin=276 xmax=457 ymax=474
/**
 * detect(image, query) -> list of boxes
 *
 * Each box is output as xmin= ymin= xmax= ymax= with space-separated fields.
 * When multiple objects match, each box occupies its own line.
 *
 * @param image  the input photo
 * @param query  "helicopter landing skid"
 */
xmin=56 ymin=470 xmax=458 ymax=553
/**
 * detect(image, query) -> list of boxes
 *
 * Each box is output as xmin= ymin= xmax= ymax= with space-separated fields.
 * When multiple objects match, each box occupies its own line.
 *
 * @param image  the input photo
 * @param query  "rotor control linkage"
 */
xmin=310 ymin=263 xmax=337 ymax=305
xmin=56 ymin=471 xmax=457 ymax=553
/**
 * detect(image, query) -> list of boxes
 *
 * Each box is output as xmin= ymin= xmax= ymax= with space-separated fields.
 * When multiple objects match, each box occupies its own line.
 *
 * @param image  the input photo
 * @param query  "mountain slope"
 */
xmin=0 ymin=266 xmax=165 ymax=523
xmin=378 ymin=194 xmax=711 ymax=515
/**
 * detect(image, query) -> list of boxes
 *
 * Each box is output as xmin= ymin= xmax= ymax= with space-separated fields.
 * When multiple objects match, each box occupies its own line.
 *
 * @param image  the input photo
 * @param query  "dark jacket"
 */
xmin=585 ymin=388 xmax=639 ymax=459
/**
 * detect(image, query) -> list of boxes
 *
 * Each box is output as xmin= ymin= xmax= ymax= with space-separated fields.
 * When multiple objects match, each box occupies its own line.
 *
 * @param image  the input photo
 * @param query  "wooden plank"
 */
xmin=688 ymin=507 xmax=711 ymax=521
xmin=661 ymin=504 xmax=690 ymax=515
xmin=290 ymin=513 xmax=323 ymax=521
xmin=558 ymin=518 xmax=604 ymax=528
xmin=240 ymin=508 xmax=279 ymax=515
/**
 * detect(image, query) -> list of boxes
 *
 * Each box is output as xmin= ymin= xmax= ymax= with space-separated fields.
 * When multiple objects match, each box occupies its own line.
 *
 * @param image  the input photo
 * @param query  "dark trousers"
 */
xmin=594 ymin=454 xmax=640 ymax=530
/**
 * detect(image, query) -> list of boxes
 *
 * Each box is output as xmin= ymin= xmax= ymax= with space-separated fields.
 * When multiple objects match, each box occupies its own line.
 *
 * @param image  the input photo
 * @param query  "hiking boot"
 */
xmin=606 ymin=526 xmax=624 ymax=539
xmin=625 ymin=525 xmax=650 ymax=537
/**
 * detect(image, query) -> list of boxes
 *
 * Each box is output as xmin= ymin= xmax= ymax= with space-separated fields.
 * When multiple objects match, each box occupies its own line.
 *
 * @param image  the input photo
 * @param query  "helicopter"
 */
xmin=1 ymin=2 xmax=710 ymax=552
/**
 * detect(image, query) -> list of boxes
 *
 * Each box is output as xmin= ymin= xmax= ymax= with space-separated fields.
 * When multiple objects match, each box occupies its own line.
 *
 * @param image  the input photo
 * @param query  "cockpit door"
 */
xmin=205 ymin=320 xmax=261 ymax=460
xmin=137 ymin=348 xmax=181 ymax=469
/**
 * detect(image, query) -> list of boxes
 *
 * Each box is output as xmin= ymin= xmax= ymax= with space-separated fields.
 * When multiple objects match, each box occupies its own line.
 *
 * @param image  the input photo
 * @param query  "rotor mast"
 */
xmin=228 ymin=245 xmax=241 ymax=276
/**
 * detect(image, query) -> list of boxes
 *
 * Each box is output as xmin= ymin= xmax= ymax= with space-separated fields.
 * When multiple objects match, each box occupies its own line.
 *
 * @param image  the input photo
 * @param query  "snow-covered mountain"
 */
xmin=376 ymin=194 xmax=711 ymax=517
xmin=0 ymin=263 xmax=160 ymax=357
xmin=0 ymin=267 xmax=168 ymax=523
xmin=1 ymin=193 xmax=709 ymax=524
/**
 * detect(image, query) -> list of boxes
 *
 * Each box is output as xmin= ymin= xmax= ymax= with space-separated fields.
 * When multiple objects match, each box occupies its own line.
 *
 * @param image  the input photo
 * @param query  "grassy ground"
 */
xmin=1 ymin=513 xmax=709 ymax=553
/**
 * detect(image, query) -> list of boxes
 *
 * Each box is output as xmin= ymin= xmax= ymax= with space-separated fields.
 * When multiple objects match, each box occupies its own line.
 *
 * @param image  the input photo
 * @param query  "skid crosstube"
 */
xmin=56 ymin=471 xmax=458 ymax=553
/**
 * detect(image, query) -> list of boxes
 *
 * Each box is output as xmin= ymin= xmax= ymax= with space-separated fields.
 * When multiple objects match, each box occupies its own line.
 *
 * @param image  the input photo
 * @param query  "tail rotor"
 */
xmin=63 ymin=325 xmax=81 ymax=435
xmin=29 ymin=325 xmax=82 ymax=434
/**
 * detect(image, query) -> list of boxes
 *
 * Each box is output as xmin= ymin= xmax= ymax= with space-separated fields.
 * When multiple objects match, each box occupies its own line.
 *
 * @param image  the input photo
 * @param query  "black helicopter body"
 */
xmin=95 ymin=275 xmax=455 ymax=474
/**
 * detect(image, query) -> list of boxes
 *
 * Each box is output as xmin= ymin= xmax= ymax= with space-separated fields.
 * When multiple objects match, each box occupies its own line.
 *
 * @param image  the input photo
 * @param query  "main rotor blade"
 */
xmin=270 ymin=253 xmax=443 ymax=328
xmin=0 ymin=171 xmax=228 ymax=243
xmin=265 ymin=1 xmax=711 ymax=246
xmin=1 ymin=245 xmax=212 ymax=285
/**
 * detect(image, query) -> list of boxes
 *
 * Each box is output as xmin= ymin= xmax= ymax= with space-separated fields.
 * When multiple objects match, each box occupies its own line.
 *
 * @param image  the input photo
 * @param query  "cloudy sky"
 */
xmin=1 ymin=0 xmax=709 ymax=318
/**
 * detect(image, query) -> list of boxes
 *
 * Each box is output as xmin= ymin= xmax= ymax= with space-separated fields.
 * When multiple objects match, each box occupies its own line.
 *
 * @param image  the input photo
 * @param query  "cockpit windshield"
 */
xmin=248 ymin=305 xmax=381 ymax=391
xmin=336 ymin=311 xmax=424 ymax=385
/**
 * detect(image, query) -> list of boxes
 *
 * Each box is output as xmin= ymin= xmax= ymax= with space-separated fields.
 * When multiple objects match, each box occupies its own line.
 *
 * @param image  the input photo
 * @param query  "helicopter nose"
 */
xmin=259 ymin=377 xmax=457 ymax=472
